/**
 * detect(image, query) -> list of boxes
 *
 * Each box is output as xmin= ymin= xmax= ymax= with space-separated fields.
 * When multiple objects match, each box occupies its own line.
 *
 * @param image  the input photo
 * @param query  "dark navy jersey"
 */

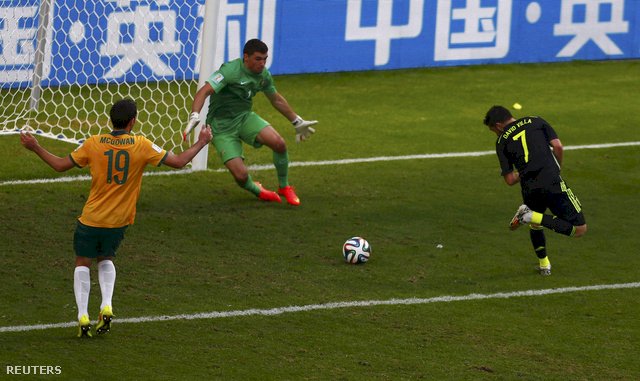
xmin=495 ymin=116 xmax=560 ymax=190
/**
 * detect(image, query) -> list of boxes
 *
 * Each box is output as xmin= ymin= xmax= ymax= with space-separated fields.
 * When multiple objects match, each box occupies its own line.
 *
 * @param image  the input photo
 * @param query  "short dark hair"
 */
xmin=243 ymin=38 xmax=268 ymax=56
xmin=483 ymin=105 xmax=512 ymax=127
xmin=110 ymin=99 xmax=137 ymax=129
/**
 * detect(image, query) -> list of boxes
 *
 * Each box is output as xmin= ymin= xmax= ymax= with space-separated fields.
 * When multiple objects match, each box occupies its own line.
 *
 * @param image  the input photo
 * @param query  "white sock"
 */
xmin=74 ymin=266 xmax=91 ymax=321
xmin=98 ymin=260 xmax=116 ymax=310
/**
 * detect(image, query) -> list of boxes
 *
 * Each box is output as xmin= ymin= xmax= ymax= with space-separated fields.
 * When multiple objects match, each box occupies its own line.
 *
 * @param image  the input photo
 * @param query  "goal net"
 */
xmin=1 ymin=0 xmax=208 ymax=163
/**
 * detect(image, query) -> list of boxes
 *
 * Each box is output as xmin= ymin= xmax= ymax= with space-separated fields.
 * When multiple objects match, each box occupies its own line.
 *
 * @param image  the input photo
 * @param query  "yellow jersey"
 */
xmin=70 ymin=130 xmax=167 ymax=228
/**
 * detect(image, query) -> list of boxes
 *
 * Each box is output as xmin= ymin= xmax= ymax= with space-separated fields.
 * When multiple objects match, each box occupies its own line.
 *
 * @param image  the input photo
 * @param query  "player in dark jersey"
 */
xmin=483 ymin=105 xmax=587 ymax=276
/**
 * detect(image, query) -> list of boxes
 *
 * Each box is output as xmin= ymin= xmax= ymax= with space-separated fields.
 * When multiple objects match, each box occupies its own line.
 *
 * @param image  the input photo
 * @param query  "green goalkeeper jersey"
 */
xmin=205 ymin=58 xmax=277 ymax=124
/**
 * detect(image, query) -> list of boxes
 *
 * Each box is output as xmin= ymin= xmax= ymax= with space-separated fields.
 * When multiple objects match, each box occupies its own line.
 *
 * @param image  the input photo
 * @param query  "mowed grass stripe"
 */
xmin=2 ymin=140 xmax=639 ymax=186
xmin=2 ymin=282 xmax=638 ymax=333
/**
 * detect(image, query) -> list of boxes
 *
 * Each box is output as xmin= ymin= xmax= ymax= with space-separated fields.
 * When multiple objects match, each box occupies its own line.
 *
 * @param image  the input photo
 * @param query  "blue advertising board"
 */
xmin=1 ymin=0 xmax=639 ymax=88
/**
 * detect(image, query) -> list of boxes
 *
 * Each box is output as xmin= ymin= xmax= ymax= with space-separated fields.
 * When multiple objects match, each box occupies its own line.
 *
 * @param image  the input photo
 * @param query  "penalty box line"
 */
xmin=2 ymin=141 xmax=639 ymax=187
xmin=1 ymin=281 xmax=639 ymax=333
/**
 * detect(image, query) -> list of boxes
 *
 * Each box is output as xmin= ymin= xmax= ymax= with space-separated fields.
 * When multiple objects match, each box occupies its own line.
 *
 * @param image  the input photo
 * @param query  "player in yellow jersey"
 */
xmin=20 ymin=99 xmax=212 ymax=337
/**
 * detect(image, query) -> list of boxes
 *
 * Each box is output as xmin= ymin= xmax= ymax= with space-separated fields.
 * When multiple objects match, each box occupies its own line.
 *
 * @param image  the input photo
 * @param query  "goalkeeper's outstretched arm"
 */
xmin=265 ymin=92 xmax=318 ymax=143
xmin=183 ymin=83 xmax=215 ymax=141
xmin=265 ymin=92 xmax=297 ymax=121
xmin=191 ymin=82 xmax=215 ymax=115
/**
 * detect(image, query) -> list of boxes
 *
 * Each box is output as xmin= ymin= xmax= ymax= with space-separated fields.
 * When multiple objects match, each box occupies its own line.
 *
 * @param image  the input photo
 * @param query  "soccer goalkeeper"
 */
xmin=20 ymin=99 xmax=212 ymax=337
xmin=185 ymin=38 xmax=317 ymax=206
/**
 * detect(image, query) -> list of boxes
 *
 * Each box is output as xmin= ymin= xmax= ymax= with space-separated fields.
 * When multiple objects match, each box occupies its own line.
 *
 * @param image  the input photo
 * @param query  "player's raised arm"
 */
xmin=20 ymin=131 xmax=75 ymax=172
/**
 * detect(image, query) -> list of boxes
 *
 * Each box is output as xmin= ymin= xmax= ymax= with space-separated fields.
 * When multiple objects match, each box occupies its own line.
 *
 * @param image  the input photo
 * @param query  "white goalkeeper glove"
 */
xmin=291 ymin=115 xmax=317 ymax=143
xmin=182 ymin=112 xmax=200 ymax=141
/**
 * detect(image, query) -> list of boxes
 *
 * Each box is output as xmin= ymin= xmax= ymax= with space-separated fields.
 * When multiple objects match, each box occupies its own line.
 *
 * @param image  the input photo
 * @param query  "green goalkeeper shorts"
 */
xmin=211 ymin=112 xmax=270 ymax=163
xmin=73 ymin=221 xmax=128 ymax=258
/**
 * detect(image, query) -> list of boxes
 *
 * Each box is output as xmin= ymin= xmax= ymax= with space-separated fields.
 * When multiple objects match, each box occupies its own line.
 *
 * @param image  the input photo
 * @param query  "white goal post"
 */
xmin=1 ymin=0 xmax=222 ymax=171
xmin=190 ymin=0 xmax=220 ymax=171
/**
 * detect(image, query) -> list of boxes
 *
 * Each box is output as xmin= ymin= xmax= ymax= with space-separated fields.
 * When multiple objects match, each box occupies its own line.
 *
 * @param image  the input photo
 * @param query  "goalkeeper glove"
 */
xmin=183 ymin=112 xmax=200 ymax=141
xmin=291 ymin=115 xmax=317 ymax=143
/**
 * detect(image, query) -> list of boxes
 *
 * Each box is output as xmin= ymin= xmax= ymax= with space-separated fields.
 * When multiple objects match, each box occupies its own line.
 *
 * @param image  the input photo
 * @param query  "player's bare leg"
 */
xmin=226 ymin=157 xmax=280 ymax=202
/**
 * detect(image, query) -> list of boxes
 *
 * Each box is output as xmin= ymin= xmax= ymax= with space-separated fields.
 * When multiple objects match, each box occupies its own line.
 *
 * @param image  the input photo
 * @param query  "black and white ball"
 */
xmin=342 ymin=237 xmax=371 ymax=264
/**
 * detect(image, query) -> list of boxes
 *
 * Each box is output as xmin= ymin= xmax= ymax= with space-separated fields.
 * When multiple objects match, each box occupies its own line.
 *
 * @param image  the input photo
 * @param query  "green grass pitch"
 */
xmin=1 ymin=60 xmax=639 ymax=380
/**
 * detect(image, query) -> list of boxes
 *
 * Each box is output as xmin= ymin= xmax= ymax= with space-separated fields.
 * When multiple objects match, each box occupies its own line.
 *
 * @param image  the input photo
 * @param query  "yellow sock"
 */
xmin=531 ymin=211 xmax=543 ymax=225
xmin=539 ymin=256 xmax=550 ymax=268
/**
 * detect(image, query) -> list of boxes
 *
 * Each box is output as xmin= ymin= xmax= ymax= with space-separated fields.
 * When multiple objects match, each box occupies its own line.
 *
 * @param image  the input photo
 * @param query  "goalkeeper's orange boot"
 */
xmin=278 ymin=186 xmax=300 ymax=206
xmin=255 ymin=182 xmax=282 ymax=203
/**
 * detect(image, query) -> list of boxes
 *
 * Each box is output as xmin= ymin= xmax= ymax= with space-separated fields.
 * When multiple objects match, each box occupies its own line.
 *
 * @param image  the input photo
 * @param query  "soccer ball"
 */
xmin=342 ymin=237 xmax=371 ymax=264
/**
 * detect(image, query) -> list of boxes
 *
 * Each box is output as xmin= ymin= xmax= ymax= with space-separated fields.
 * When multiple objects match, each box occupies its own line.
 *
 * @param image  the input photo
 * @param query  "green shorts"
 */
xmin=211 ymin=112 xmax=270 ymax=163
xmin=73 ymin=221 xmax=128 ymax=258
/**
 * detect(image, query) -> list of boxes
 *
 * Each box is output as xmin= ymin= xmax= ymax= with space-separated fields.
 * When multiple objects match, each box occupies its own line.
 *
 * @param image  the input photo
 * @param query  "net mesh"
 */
xmin=0 ymin=0 xmax=204 ymax=150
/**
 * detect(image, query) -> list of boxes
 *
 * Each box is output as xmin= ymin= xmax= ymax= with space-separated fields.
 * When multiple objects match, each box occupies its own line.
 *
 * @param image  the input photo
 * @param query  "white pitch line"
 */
xmin=2 ymin=141 xmax=639 ymax=187
xmin=1 ymin=282 xmax=638 ymax=333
